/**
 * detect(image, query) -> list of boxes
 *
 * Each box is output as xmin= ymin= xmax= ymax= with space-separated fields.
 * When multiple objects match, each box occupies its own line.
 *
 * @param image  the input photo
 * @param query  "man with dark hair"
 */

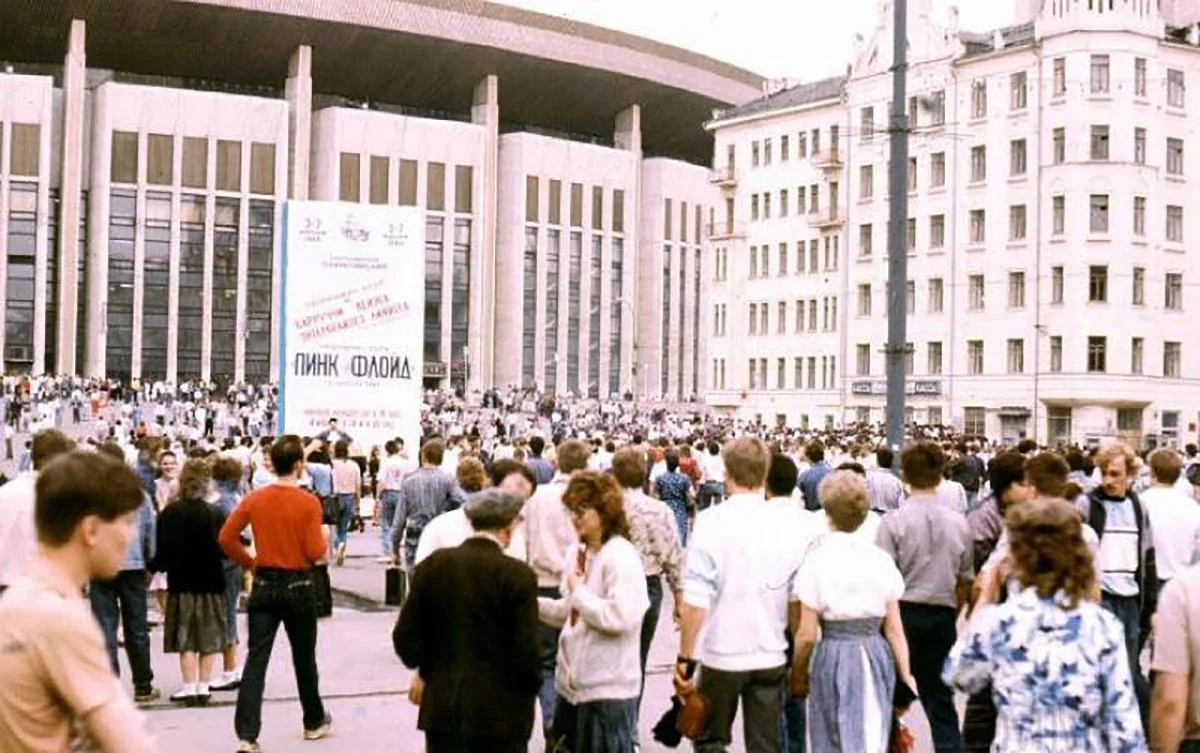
xmin=525 ymin=435 xmax=555 ymax=485
xmin=0 ymin=428 xmax=75 ymax=593
xmin=88 ymin=442 xmax=161 ymax=704
xmin=866 ymin=448 xmax=903 ymax=514
xmin=219 ymin=435 xmax=331 ymax=753
xmin=967 ymin=452 xmax=1030 ymax=572
xmin=376 ymin=440 xmax=414 ymax=563
xmin=877 ymin=441 xmax=973 ymax=753
xmin=314 ymin=417 xmax=352 ymax=448
xmin=797 ymin=441 xmax=830 ymax=511
xmin=0 ymin=451 xmax=155 ymax=752
xmin=394 ymin=490 xmax=540 ymax=753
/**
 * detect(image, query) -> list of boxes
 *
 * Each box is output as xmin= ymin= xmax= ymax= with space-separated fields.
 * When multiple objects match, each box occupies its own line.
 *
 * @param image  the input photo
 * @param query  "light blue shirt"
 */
xmin=307 ymin=462 xmax=334 ymax=497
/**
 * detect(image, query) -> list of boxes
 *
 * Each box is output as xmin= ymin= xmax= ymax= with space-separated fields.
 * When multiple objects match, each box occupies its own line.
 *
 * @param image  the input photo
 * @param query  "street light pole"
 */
xmin=885 ymin=0 xmax=910 ymax=463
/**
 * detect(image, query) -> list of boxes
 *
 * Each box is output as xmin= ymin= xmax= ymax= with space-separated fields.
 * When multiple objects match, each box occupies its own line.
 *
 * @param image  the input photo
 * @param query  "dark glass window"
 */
xmin=588 ymin=236 xmax=602 ymax=398
xmin=246 ymin=199 xmax=275 ymax=382
xmin=451 ymin=219 xmax=470 ymax=387
xmin=178 ymin=195 xmax=205 ymax=382
xmin=210 ymin=198 xmax=239 ymax=383
xmin=567 ymin=231 xmax=582 ymax=392
xmin=104 ymin=188 xmax=136 ymax=380
xmin=522 ymin=227 xmax=537 ymax=388
xmin=544 ymin=229 xmax=560 ymax=394
xmin=424 ymin=217 xmax=444 ymax=368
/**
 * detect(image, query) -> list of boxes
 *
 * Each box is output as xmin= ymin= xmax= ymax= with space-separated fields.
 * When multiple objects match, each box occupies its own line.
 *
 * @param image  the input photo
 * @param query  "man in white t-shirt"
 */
xmin=1141 ymin=448 xmax=1200 ymax=586
xmin=675 ymin=439 xmax=810 ymax=753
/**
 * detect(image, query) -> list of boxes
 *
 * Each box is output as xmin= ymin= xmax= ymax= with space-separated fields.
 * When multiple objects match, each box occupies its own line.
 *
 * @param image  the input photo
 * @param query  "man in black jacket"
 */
xmin=393 ymin=489 xmax=540 ymax=753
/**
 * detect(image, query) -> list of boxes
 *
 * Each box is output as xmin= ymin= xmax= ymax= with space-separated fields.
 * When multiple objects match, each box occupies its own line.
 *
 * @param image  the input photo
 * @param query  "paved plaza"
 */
xmin=118 ymin=531 xmax=943 ymax=753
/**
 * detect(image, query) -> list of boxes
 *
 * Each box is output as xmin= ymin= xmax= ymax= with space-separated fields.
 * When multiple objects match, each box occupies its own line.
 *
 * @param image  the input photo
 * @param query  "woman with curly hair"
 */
xmin=944 ymin=497 xmax=1145 ymax=751
xmin=153 ymin=457 xmax=228 ymax=707
xmin=539 ymin=470 xmax=649 ymax=753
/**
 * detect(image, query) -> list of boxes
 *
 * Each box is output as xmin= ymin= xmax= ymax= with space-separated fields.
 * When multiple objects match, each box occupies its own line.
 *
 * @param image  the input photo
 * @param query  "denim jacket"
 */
xmin=121 ymin=490 xmax=157 ymax=571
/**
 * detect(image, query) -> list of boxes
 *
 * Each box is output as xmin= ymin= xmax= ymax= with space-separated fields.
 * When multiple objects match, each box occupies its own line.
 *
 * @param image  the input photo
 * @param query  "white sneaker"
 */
xmin=211 ymin=671 xmax=241 ymax=691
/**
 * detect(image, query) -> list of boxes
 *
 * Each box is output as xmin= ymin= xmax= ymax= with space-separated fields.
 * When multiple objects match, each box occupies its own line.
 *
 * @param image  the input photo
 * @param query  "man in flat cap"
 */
xmin=392 ymin=490 xmax=541 ymax=753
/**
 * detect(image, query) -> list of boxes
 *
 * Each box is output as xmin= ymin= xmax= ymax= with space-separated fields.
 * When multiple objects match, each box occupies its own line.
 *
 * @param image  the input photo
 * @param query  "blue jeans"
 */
xmin=551 ymin=696 xmax=639 ymax=753
xmin=664 ymin=497 xmax=688 ymax=547
xmin=89 ymin=569 xmax=154 ymax=694
xmin=333 ymin=494 xmax=355 ymax=551
xmin=223 ymin=563 xmax=243 ymax=644
xmin=782 ymin=693 xmax=806 ymax=753
xmin=698 ymin=482 xmax=725 ymax=510
xmin=900 ymin=602 xmax=962 ymax=753
xmin=378 ymin=490 xmax=401 ymax=557
xmin=536 ymin=586 xmax=561 ymax=741
xmin=1101 ymin=592 xmax=1149 ymax=724
xmin=235 ymin=569 xmax=326 ymax=743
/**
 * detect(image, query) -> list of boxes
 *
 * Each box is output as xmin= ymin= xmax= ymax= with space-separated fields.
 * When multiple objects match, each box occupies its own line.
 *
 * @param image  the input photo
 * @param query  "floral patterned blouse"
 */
xmin=942 ymin=587 xmax=1145 ymax=753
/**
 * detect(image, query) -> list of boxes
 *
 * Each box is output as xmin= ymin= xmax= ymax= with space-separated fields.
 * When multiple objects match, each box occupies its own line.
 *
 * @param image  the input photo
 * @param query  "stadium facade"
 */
xmin=0 ymin=0 xmax=761 ymax=397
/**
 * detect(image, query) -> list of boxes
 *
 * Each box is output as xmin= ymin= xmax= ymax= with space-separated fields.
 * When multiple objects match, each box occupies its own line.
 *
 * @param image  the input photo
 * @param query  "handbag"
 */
xmin=676 ymin=692 xmax=711 ymax=740
xmin=385 ymin=566 xmax=406 ymax=606
xmin=312 ymin=564 xmax=333 ymax=618
xmin=321 ymin=496 xmax=340 ymax=526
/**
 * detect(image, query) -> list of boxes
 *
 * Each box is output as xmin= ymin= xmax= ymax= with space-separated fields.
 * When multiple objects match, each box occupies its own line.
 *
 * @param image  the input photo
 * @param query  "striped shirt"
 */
xmin=388 ymin=467 xmax=466 ymax=570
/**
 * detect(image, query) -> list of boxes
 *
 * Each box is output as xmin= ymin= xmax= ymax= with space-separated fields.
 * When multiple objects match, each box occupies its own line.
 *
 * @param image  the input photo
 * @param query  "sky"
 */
xmin=496 ymin=0 xmax=1018 ymax=79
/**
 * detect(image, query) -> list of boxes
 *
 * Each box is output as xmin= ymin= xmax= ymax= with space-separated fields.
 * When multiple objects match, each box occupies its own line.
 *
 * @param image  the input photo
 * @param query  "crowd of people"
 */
xmin=2 ymin=377 xmax=1200 ymax=752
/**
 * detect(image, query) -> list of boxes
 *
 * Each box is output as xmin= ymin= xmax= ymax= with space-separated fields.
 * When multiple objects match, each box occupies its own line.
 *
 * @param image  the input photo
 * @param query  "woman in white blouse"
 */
xmin=538 ymin=471 xmax=649 ymax=753
xmin=789 ymin=471 xmax=917 ymax=753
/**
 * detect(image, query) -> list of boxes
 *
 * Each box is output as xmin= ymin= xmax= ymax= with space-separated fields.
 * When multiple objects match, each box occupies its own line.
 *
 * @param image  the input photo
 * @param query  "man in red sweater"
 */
xmin=219 ymin=435 xmax=331 ymax=753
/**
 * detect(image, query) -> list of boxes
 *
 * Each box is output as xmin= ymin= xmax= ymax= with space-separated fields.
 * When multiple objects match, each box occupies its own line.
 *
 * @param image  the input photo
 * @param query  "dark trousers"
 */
xmin=698 ymin=482 xmax=725 ymax=511
xmin=1101 ymin=592 xmax=1150 ymax=725
xmin=695 ymin=664 xmax=787 ymax=753
xmin=637 ymin=576 xmax=664 ymax=721
xmin=235 ymin=569 xmax=326 ymax=743
xmin=89 ymin=569 xmax=154 ymax=694
xmin=536 ymin=585 xmax=562 ymax=741
xmin=551 ymin=696 xmax=639 ymax=753
xmin=425 ymin=731 xmax=527 ymax=753
xmin=781 ymin=693 xmax=806 ymax=753
xmin=960 ymin=686 xmax=997 ymax=753
xmin=1180 ymin=740 xmax=1200 ymax=753
xmin=900 ymin=602 xmax=963 ymax=753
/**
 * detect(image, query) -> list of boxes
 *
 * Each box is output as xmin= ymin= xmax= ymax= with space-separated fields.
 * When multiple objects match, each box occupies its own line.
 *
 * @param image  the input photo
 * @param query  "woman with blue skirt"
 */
xmin=789 ymin=470 xmax=917 ymax=752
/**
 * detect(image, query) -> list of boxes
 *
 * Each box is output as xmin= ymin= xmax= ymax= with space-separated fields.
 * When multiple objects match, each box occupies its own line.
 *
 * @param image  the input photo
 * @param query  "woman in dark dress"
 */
xmin=154 ymin=457 xmax=228 ymax=707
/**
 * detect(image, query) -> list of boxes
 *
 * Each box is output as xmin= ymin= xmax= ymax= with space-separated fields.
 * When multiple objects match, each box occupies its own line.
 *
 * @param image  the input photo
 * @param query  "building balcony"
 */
xmin=812 ymin=148 xmax=843 ymax=170
xmin=807 ymin=210 xmax=845 ymax=229
xmin=708 ymin=166 xmax=738 ymax=186
xmin=706 ymin=221 xmax=745 ymax=240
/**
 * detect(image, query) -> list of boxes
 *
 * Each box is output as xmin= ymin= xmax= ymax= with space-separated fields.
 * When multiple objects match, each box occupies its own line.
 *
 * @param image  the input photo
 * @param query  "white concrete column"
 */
xmin=286 ymin=45 xmax=312 ymax=201
xmin=32 ymin=89 xmax=52 ymax=375
xmin=166 ymin=137 xmax=182 ymax=383
xmin=615 ymin=105 xmax=641 ymax=398
xmin=472 ymin=75 xmax=498 ymax=391
xmin=56 ymin=19 xmax=86 ymax=376
xmin=269 ymin=111 xmax=290 ymax=383
xmin=86 ymin=86 xmax=113 ymax=378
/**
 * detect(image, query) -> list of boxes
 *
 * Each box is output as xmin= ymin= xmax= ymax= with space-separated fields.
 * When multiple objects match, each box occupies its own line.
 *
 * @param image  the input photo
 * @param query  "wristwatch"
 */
xmin=676 ymin=656 xmax=698 ymax=679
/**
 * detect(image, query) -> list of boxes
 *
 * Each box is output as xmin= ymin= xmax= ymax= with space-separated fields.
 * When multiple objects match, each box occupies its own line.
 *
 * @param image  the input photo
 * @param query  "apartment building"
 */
xmin=706 ymin=0 xmax=1200 ymax=446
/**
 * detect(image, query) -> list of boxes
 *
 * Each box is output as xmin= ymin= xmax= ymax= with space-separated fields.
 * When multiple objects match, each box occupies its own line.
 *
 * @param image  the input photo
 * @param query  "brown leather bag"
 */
xmin=676 ymin=692 xmax=711 ymax=740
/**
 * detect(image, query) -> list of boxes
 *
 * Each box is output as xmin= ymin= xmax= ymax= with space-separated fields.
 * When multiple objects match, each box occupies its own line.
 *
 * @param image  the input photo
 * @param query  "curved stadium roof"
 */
xmin=0 ymin=0 xmax=764 ymax=164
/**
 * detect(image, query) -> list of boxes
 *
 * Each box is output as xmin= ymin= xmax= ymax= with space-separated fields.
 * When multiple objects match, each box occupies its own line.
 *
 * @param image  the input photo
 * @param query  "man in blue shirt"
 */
xmin=89 ymin=441 xmax=160 ymax=704
xmin=797 ymin=441 xmax=832 ymax=511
